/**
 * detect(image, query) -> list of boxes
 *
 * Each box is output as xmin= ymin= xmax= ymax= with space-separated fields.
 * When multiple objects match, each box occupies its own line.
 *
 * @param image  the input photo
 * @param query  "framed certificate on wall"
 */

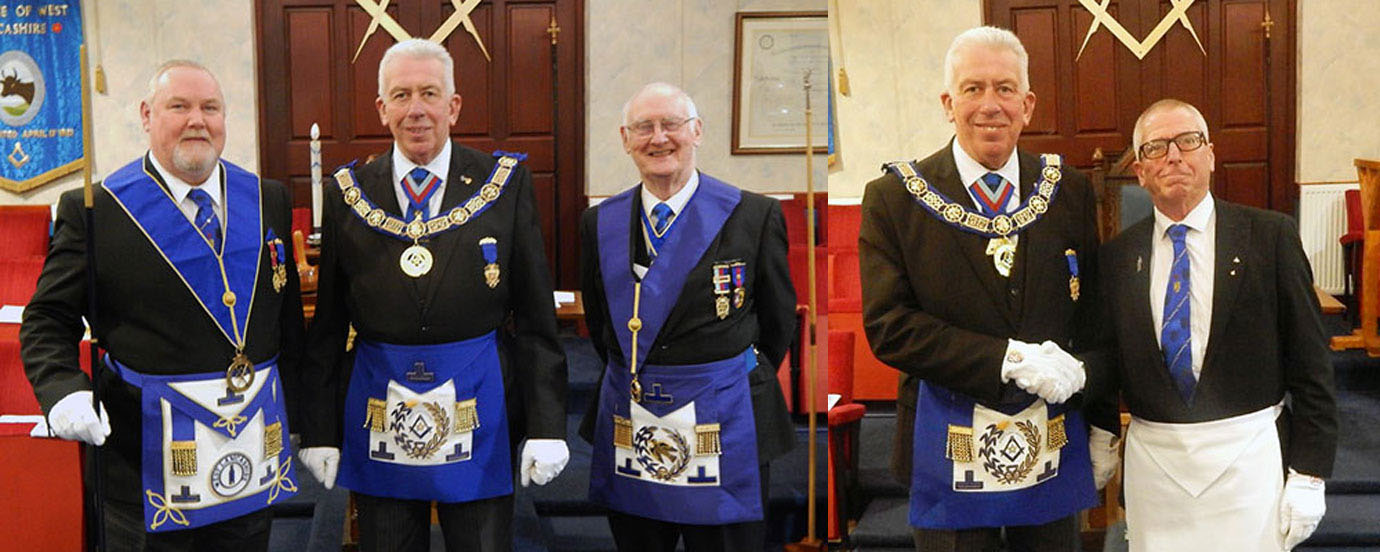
xmin=732 ymin=11 xmax=829 ymax=155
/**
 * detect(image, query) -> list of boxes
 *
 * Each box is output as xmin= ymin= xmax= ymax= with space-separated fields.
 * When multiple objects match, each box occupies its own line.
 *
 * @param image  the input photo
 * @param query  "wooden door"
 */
xmin=985 ymin=0 xmax=1296 ymax=213
xmin=255 ymin=0 xmax=585 ymax=287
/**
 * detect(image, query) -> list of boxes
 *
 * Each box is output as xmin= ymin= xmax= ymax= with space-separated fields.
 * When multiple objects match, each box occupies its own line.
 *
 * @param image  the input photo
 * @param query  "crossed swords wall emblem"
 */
xmin=353 ymin=0 xmax=490 ymax=62
xmin=1076 ymin=0 xmax=1206 ymax=61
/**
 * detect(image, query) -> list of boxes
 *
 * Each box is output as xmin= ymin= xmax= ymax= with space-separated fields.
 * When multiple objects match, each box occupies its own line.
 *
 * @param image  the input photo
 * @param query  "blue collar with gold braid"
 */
xmin=884 ymin=153 xmax=1064 ymax=239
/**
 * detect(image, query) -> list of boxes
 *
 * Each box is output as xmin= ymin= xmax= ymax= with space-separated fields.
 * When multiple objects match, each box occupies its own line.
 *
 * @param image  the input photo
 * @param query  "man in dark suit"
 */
xmin=578 ymin=82 xmax=796 ymax=552
xmin=295 ymin=38 xmax=568 ymax=551
xmin=859 ymin=27 xmax=1118 ymax=551
xmin=22 ymin=60 xmax=304 ymax=550
xmin=1092 ymin=99 xmax=1336 ymax=550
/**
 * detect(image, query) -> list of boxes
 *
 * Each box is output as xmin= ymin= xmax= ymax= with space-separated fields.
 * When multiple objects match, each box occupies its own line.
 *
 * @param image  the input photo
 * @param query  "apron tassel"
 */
xmin=946 ymin=425 xmax=973 ymax=462
xmin=453 ymin=398 xmax=480 ymax=433
xmin=695 ymin=423 xmax=722 ymax=456
xmin=613 ymin=415 xmax=633 ymax=449
xmin=364 ymin=397 xmax=387 ymax=432
xmin=1047 ymin=414 xmax=1068 ymax=450
xmin=170 ymin=440 xmax=198 ymax=476
xmin=263 ymin=421 xmax=283 ymax=460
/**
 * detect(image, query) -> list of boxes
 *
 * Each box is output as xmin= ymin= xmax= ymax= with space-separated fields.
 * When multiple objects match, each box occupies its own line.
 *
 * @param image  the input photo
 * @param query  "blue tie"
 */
xmin=980 ymin=172 xmax=1005 ymax=196
xmin=1161 ymin=224 xmax=1195 ymax=402
xmin=188 ymin=188 xmax=222 ymax=254
xmin=648 ymin=202 xmax=674 ymax=261
xmin=405 ymin=167 xmax=433 ymax=221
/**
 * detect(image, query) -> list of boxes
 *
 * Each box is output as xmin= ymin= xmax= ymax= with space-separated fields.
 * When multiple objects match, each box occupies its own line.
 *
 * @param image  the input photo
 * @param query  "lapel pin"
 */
xmin=1233 ymin=256 xmax=1241 ymax=264
xmin=1136 ymin=255 xmax=1143 ymax=273
xmin=1230 ymin=269 xmax=1237 ymax=276
xmin=461 ymin=175 xmax=474 ymax=185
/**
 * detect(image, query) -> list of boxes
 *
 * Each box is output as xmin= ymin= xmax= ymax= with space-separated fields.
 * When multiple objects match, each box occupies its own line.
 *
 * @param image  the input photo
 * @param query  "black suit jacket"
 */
xmin=21 ymin=156 xmax=304 ymax=505
xmin=1093 ymin=199 xmax=1337 ymax=477
xmin=858 ymin=145 xmax=1105 ymax=482
xmin=577 ymin=176 xmax=797 ymax=463
xmin=300 ymin=142 xmax=566 ymax=449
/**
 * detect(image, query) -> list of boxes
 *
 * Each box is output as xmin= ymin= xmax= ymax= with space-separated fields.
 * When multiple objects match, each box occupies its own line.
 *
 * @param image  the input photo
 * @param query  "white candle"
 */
xmin=310 ymin=123 xmax=322 ymax=229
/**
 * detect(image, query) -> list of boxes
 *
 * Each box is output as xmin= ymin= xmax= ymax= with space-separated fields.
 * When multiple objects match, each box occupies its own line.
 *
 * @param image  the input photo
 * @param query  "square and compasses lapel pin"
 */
xmin=1230 ymin=256 xmax=1241 ymax=276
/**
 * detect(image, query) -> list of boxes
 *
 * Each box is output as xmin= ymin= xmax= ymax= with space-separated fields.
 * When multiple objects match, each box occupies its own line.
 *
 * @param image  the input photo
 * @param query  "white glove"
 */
xmin=519 ymin=439 xmax=569 ymax=487
xmin=1088 ymin=426 xmax=1120 ymax=490
xmin=1001 ymin=340 xmax=1086 ymax=404
xmin=298 ymin=446 xmax=340 ymax=489
xmin=47 ymin=391 xmax=110 ymax=445
xmin=1280 ymin=469 xmax=1326 ymax=550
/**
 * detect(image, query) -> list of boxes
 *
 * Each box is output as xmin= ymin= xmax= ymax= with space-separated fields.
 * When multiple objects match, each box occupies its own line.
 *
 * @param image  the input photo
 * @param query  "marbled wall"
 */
xmin=586 ymin=0 xmax=828 ymax=198
xmin=1298 ymin=0 xmax=1380 ymax=183
xmin=829 ymin=1 xmax=1380 ymax=199
xmin=827 ymin=0 xmax=980 ymax=201
xmin=1 ymin=0 xmax=259 ymax=206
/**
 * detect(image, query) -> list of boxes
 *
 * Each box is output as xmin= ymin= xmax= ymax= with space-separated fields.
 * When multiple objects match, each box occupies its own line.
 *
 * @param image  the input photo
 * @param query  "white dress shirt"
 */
xmin=148 ymin=151 xmax=224 ymax=233
xmin=391 ymin=141 xmax=452 ymax=219
xmin=1149 ymin=195 xmax=1216 ymax=379
xmin=952 ymin=140 xmax=1021 ymax=251
xmin=633 ymin=171 xmax=700 ymax=279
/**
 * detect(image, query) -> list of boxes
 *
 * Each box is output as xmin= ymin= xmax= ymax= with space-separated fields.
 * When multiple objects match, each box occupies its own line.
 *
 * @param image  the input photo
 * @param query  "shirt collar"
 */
xmin=951 ymin=139 xmax=1020 ymax=192
xmin=148 ymin=151 xmax=223 ymax=207
xmin=391 ymin=140 xmax=452 ymax=186
xmin=640 ymin=170 xmax=700 ymax=218
xmin=1153 ymin=192 xmax=1215 ymax=237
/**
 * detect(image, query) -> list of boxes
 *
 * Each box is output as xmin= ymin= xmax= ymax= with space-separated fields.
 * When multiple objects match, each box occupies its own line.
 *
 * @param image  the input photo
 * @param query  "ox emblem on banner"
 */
xmin=0 ymin=2 xmax=86 ymax=193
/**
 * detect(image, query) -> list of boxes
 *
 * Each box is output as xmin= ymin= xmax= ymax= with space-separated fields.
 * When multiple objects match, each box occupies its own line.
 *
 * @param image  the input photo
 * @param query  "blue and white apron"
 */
xmin=338 ymin=332 xmax=512 ymax=503
xmin=588 ymin=175 xmax=764 ymax=525
xmin=909 ymin=383 xmax=1096 ymax=528
xmin=109 ymin=358 xmax=295 ymax=532
xmin=103 ymin=156 xmax=296 ymax=532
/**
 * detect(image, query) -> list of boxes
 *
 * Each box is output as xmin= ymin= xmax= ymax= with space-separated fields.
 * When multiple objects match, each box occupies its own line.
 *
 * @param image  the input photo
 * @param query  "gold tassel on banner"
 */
xmin=364 ymin=398 xmax=386 ymax=432
xmin=170 ymin=441 xmax=197 ymax=476
xmin=613 ymin=415 xmax=633 ymax=449
xmin=695 ymin=424 xmax=722 ymax=456
xmin=1047 ymin=414 xmax=1068 ymax=450
xmin=453 ymin=399 xmax=479 ymax=433
xmin=263 ymin=421 xmax=283 ymax=460
xmin=946 ymin=425 xmax=973 ymax=462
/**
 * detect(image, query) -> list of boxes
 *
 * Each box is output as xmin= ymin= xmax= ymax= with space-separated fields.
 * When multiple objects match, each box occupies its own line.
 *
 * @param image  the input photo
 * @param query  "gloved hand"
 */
xmin=47 ymin=391 xmax=110 ymax=445
xmin=1088 ymin=426 xmax=1120 ymax=490
xmin=520 ymin=439 xmax=569 ymax=487
xmin=1001 ymin=340 xmax=1086 ymax=404
xmin=1280 ymin=469 xmax=1326 ymax=550
xmin=299 ymin=446 xmax=340 ymax=489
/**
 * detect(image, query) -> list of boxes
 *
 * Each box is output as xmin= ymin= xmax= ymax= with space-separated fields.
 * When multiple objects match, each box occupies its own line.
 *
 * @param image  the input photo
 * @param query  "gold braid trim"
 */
xmin=613 ymin=415 xmax=633 ymax=449
xmin=453 ymin=398 xmax=480 ymax=433
xmin=946 ymin=425 xmax=974 ymax=463
xmin=1047 ymin=414 xmax=1068 ymax=450
xmin=695 ymin=424 xmax=722 ymax=456
xmin=169 ymin=441 xmax=197 ymax=476
xmin=364 ymin=398 xmax=387 ymax=432
xmin=263 ymin=421 xmax=283 ymax=460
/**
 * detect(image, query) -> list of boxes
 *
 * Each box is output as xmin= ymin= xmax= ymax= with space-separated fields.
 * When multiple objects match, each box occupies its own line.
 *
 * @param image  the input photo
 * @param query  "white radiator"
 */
xmin=1298 ymin=183 xmax=1359 ymax=295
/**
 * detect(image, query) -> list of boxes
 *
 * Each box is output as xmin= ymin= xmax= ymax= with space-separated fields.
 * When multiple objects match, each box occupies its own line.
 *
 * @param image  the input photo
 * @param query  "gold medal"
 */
xmin=985 ymin=237 xmax=1016 ymax=277
xmin=226 ymin=353 xmax=255 ymax=393
xmin=400 ymin=244 xmax=434 ymax=277
xmin=715 ymin=295 xmax=730 ymax=319
xmin=733 ymin=288 xmax=745 ymax=309
xmin=272 ymin=265 xmax=287 ymax=293
xmin=1069 ymin=276 xmax=1081 ymax=302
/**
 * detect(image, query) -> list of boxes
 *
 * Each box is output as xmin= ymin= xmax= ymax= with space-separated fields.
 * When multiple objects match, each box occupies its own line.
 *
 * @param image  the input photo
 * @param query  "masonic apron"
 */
xmin=103 ymin=158 xmax=297 ymax=532
xmin=588 ymin=176 xmax=764 ymax=525
xmin=1124 ymin=404 xmax=1285 ymax=551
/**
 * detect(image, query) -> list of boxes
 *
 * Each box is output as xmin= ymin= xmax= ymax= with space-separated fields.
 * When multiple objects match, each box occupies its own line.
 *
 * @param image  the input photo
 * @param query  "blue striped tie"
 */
xmin=1161 ymin=224 xmax=1195 ymax=402
xmin=188 ymin=188 xmax=222 ymax=254
xmin=648 ymin=202 xmax=673 ymax=261
xmin=405 ymin=167 xmax=433 ymax=221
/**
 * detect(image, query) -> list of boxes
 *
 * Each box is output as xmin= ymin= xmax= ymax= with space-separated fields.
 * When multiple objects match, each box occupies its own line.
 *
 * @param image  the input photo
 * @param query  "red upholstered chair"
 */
xmin=0 ymin=205 xmax=52 ymax=259
xmin=827 ymin=330 xmax=864 ymax=544
xmin=291 ymin=207 xmax=312 ymax=238
xmin=1341 ymin=189 xmax=1363 ymax=325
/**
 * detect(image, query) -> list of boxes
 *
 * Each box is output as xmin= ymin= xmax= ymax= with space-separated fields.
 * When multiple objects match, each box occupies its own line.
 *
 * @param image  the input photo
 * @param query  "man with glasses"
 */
xmin=859 ymin=26 xmax=1115 ymax=551
xmin=296 ymin=38 xmax=569 ymax=551
xmin=578 ymin=82 xmax=796 ymax=551
xmin=1092 ymin=98 xmax=1336 ymax=549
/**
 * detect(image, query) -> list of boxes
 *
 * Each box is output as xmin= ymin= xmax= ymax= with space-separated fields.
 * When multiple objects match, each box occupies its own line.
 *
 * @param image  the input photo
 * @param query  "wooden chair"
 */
xmin=1330 ymin=159 xmax=1380 ymax=355
xmin=826 ymin=330 xmax=864 ymax=546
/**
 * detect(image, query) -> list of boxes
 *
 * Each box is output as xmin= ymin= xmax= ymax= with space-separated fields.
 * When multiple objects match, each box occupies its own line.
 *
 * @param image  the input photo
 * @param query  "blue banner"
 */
xmin=0 ymin=0 xmax=83 ymax=192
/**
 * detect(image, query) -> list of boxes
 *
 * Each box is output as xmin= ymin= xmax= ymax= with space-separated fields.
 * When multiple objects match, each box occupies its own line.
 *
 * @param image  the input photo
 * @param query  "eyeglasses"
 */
xmin=626 ymin=117 xmax=697 ymax=138
xmin=1138 ymin=131 xmax=1207 ymax=160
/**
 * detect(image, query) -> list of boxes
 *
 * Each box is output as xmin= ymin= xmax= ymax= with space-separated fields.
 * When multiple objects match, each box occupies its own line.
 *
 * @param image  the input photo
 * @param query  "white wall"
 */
xmin=1 ymin=0 xmax=259 ymax=206
xmin=585 ymin=0 xmax=828 ymax=198
xmin=1297 ymin=0 xmax=1380 ymax=184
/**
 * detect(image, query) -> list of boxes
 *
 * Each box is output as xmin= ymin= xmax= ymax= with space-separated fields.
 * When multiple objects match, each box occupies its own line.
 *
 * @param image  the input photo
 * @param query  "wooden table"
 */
xmin=1316 ymin=285 xmax=1344 ymax=315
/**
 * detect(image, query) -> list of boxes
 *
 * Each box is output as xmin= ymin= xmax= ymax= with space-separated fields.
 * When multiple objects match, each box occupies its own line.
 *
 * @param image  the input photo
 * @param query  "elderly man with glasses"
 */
xmin=577 ymin=82 xmax=796 ymax=552
xmin=1089 ymin=98 xmax=1337 ymax=550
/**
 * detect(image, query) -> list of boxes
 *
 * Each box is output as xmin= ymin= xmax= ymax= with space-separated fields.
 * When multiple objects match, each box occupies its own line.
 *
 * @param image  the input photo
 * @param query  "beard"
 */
xmin=171 ymin=140 xmax=217 ymax=180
